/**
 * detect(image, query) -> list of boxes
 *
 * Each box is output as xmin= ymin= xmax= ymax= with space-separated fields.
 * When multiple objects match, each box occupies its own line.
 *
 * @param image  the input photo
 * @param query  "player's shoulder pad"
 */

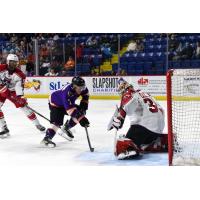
xmin=14 ymin=68 xmax=26 ymax=80
xmin=121 ymin=89 xmax=134 ymax=106
xmin=0 ymin=64 xmax=8 ymax=72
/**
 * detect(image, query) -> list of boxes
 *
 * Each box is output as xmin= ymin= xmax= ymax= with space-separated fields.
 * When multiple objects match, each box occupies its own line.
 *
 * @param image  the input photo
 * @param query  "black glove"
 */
xmin=79 ymin=117 xmax=90 ymax=127
xmin=79 ymin=101 xmax=88 ymax=114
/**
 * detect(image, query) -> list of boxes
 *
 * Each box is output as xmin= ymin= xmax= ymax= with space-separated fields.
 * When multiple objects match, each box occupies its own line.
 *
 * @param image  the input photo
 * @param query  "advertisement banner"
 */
xmin=24 ymin=76 xmax=167 ymax=99
xmin=24 ymin=77 xmax=73 ymax=97
xmin=131 ymin=76 xmax=166 ymax=96
xmin=87 ymin=77 xmax=119 ymax=96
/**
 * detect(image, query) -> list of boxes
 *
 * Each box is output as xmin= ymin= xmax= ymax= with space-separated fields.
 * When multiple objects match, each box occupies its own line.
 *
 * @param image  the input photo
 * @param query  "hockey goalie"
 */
xmin=108 ymin=78 xmax=168 ymax=160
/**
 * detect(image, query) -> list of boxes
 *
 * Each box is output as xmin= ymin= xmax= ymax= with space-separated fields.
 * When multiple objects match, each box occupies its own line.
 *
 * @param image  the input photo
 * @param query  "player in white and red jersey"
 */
xmin=0 ymin=54 xmax=45 ymax=138
xmin=108 ymin=78 xmax=167 ymax=160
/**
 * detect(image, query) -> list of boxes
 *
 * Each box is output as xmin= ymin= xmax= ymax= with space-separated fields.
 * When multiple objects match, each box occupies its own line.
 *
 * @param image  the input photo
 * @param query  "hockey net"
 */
xmin=167 ymin=69 xmax=200 ymax=166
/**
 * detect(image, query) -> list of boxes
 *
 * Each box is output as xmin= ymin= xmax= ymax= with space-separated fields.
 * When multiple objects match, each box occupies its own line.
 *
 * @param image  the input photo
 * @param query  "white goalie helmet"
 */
xmin=117 ymin=77 xmax=133 ymax=95
xmin=6 ymin=54 xmax=19 ymax=65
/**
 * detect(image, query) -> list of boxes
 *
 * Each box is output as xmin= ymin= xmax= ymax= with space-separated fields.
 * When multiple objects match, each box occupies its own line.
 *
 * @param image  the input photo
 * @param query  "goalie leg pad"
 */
xmin=115 ymin=137 xmax=140 ymax=160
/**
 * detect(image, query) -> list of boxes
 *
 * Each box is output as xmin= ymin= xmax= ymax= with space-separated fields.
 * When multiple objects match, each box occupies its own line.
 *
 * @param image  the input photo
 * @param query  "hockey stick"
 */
xmin=84 ymin=127 xmax=94 ymax=152
xmin=27 ymin=105 xmax=93 ymax=151
xmin=113 ymin=128 xmax=118 ymax=155
xmin=107 ymin=105 xmax=119 ymax=155
xmin=26 ymin=105 xmax=51 ymax=123
xmin=27 ymin=105 xmax=94 ymax=151
xmin=26 ymin=105 xmax=73 ymax=141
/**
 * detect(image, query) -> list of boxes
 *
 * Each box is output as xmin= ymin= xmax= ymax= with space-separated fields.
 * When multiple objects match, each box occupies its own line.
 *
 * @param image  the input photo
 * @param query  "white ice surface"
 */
xmin=0 ymin=99 xmax=168 ymax=166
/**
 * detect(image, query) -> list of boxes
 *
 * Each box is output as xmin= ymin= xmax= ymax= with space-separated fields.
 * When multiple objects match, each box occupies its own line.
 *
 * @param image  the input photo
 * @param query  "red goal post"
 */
xmin=166 ymin=70 xmax=173 ymax=165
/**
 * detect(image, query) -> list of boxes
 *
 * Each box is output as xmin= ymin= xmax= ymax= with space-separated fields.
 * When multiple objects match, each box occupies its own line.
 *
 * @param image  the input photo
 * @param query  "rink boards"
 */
xmin=23 ymin=76 xmax=167 ymax=100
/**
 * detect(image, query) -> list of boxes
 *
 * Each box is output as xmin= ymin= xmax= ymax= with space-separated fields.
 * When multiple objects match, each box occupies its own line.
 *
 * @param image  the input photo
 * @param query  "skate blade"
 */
xmin=40 ymin=141 xmax=56 ymax=148
xmin=39 ymin=130 xmax=46 ymax=134
xmin=58 ymin=132 xmax=73 ymax=141
xmin=0 ymin=133 xmax=10 ymax=139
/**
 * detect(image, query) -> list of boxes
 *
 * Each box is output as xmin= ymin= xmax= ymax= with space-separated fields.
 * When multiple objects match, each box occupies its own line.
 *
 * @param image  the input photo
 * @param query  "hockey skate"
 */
xmin=59 ymin=126 xmax=74 ymax=141
xmin=0 ymin=125 xmax=10 ymax=139
xmin=40 ymin=136 xmax=56 ymax=148
xmin=36 ymin=124 xmax=46 ymax=132
xmin=58 ymin=121 xmax=74 ymax=141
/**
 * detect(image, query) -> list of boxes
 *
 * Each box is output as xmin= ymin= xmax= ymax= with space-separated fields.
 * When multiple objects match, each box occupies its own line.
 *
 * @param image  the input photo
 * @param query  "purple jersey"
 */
xmin=49 ymin=83 xmax=89 ymax=112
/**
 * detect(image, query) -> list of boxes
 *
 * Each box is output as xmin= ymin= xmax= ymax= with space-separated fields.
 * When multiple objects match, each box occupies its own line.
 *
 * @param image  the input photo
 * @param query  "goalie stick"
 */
xmin=107 ymin=105 xmax=119 ymax=131
xmin=107 ymin=105 xmax=119 ymax=156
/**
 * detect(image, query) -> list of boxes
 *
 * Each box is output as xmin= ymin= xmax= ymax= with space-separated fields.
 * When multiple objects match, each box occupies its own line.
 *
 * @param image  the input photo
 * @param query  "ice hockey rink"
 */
xmin=0 ymin=99 xmax=168 ymax=166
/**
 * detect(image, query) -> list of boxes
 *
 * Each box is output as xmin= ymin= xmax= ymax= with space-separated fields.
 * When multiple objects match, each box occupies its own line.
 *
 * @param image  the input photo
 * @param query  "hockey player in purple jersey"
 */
xmin=41 ymin=76 xmax=90 ymax=147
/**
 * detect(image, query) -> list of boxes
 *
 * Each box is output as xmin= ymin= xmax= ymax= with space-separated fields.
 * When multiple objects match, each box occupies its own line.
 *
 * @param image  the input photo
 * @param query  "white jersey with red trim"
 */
xmin=0 ymin=64 xmax=25 ymax=96
xmin=120 ymin=88 xmax=165 ymax=134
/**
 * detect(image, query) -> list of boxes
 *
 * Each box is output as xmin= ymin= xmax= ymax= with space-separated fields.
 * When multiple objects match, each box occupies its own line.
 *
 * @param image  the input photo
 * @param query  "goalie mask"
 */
xmin=117 ymin=78 xmax=133 ymax=95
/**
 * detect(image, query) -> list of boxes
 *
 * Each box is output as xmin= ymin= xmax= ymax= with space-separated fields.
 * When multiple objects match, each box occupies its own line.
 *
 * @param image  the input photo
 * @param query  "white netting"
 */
xmin=171 ymin=69 xmax=200 ymax=165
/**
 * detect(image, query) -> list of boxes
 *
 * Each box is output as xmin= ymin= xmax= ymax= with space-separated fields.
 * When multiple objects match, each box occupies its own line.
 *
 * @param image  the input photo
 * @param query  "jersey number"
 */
xmin=143 ymin=98 xmax=158 ymax=113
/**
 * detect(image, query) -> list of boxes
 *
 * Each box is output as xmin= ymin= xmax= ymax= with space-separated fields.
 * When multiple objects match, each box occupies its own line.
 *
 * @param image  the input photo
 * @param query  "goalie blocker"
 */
xmin=108 ymin=78 xmax=167 ymax=160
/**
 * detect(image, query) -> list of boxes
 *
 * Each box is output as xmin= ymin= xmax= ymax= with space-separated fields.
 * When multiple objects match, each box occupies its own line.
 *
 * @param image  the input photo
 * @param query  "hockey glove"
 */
xmin=0 ymin=85 xmax=10 ymax=98
xmin=79 ymin=101 xmax=88 ymax=115
xmin=16 ymin=96 xmax=28 ymax=107
xmin=79 ymin=117 xmax=90 ymax=128
xmin=112 ymin=117 xmax=124 ymax=130
xmin=9 ymin=95 xmax=27 ymax=108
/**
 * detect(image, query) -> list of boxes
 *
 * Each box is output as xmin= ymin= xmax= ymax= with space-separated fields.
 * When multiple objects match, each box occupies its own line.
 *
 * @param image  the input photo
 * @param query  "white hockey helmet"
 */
xmin=6 ymin=54 xmax=19 ymax=65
